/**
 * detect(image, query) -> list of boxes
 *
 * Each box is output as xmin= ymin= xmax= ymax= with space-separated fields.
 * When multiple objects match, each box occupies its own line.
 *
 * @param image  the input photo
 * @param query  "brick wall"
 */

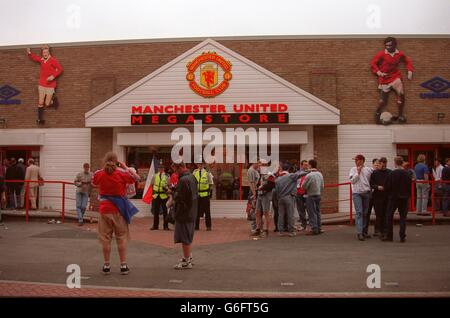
xmin=89 ymin=127 xmax=113 ymax=210
xmin=314 ymin=125 xmax=339 ymax=214
xmin=1 ymin=38 xmax=449 ymax=128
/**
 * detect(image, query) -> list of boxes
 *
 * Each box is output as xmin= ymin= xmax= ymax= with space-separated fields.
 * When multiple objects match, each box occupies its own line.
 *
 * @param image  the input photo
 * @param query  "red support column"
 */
xmin=349 ymin=183 xmax=353 ymax=225
xmin=239 ymin=163 xmax=243 ymax=200
xmin=62 ymin=183 xmax=65 ymax=223
xmin=25 ymin=181 xmax=29 ymax=223
xmin=431 ymin=180 xmax=435 ymax=225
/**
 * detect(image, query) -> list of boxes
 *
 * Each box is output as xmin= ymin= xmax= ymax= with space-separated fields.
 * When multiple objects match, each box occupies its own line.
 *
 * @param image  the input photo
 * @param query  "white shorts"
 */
xmin=378 ymin=78 xmax=403 ymax=93
xmin=38 ymin=85 xmax=55 ymax=95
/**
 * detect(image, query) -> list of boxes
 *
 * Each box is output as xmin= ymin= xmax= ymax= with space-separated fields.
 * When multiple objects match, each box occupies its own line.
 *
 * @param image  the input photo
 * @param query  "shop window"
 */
xmin=126 ymin=144 xmax=300 ymax=200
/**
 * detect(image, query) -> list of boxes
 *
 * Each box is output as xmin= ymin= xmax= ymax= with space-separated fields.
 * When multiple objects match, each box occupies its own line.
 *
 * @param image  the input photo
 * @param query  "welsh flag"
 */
xmin=142 ymin=156 xmax=158 ymax=204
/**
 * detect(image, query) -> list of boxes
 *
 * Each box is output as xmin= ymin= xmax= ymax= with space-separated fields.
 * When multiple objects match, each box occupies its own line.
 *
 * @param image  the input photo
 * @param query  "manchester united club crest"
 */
xmin=186 ymin=51 xmax=232 ymax=98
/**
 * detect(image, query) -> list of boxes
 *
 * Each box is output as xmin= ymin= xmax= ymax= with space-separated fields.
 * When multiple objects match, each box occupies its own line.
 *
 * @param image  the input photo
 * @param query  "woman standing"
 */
xmin=93 ymin=152 xmax=140 ymax=275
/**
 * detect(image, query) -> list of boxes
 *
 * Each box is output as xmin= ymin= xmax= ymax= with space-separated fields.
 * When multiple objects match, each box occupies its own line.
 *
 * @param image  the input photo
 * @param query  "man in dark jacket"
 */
xmin=0 ymin=174 xmax=5 ymax=223
xmin=369 ymin=157 xmax=391 ymax=237
xmin=382 ymin=156 xmax=412 ymax=243
xmin=442 ymin=158 xmax=450 ymax=217
xmin=171 ymin=161 xmax=198 ymax=269
xmin=5 ymin=158 xmax=25 ymax=210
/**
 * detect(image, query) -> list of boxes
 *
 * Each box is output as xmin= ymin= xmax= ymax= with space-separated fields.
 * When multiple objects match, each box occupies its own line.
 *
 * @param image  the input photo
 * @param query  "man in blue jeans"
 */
xmin=301 ymin=159 xmax=324 ymax=235
xmin=349 ymin=154 xmax=374 ymax=241
xmin=74 ymin=163 xmax=93 ymax=226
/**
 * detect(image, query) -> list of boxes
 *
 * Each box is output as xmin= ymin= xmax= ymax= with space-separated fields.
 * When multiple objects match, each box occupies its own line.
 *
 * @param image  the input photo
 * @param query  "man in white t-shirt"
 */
xmin=349 ymin=154 xmax=374 ymax=241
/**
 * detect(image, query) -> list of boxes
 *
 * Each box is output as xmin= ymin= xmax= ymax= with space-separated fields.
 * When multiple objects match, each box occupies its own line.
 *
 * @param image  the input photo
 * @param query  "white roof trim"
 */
xmin=85 ymin=38 xmax=340 ymax=120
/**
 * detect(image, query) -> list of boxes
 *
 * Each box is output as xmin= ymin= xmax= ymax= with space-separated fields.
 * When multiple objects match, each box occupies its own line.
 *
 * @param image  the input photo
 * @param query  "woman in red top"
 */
xmin=26 ymin=45 xmax=63 ymax=125
xmin=93 ymin=152 xmax=139 ymax=275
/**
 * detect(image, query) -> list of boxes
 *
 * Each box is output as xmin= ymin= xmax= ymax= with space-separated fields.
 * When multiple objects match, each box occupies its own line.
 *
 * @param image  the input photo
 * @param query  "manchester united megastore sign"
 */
xmin=85 ymin=39 xmax=339 ymax=128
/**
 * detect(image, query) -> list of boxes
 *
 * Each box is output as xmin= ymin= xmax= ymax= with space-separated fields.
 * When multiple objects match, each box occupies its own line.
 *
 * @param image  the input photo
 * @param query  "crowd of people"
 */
xmin=1 ymin=151 xmax=449 ymax=273
xmin=350 ymin=154 xmax=450 ymax=243
xmin=0 ymin=157 xmax=42 ymax=212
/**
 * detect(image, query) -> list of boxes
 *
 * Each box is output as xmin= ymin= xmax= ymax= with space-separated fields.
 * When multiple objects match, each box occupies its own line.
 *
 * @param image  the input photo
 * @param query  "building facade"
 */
xmin=1 ymin=36 xmax=449 ymax=216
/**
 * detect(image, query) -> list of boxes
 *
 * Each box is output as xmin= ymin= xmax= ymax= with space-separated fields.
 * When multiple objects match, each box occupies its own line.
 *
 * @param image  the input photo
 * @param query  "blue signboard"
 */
xmin=0 ymin=85 xmax=22 ymax=105
xmin=420 ymin=77 xmax=450 ymax=99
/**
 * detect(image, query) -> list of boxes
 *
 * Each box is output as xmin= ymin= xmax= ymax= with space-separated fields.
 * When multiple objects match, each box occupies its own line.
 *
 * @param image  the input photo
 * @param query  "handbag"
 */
xmin=166 ymin=206 xmax=175 ymax=224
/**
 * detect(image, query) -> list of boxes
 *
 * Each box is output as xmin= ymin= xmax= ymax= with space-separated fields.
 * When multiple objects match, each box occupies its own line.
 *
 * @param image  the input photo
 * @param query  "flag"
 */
xmin=142 ymin=156 xmax=158 ymax=204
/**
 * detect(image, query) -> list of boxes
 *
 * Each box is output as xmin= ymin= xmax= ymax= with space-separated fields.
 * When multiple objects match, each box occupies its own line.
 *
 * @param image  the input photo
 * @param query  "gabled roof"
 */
xmin=85 ymin=38 xmax=339 ymax=126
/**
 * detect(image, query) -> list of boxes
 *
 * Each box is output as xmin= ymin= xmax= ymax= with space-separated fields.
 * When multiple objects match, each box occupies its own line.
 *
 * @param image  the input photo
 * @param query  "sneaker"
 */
xmin=289 ymin=232 xmax=296 ymax=237
xmin=363 ymin=233 xmax=372 ymax=239
xmin=179 ymin=255 xmax=194 ymax=265
xmin=250 ymin=229 xmax=261 ymax=236
xmin=120 ymin=264 xmax=130 ymax=275
xmin=174 ymin=258 xmax=193 ymax=270
xmin=102 ymin=264 xmax=111 ymax=275
xmin=357 ymin=234 xmax=365 ymax=241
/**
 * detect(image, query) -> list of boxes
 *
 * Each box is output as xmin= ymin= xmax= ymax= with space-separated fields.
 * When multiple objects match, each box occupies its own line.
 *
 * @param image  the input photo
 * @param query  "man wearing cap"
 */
xmin=369 ymin=157 xmax=391 ymax=237
xmin=193 ymin=161 xmax=214 ymax=231
xmin=349 ymin=154 xmax=374 ymax=241
xmin=150 ymin=161 xmax=170 ymax=230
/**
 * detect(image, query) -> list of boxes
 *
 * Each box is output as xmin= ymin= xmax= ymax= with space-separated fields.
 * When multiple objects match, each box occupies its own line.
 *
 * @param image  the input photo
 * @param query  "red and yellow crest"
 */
xmin=186 ymin=51 xmax=232 ymax=98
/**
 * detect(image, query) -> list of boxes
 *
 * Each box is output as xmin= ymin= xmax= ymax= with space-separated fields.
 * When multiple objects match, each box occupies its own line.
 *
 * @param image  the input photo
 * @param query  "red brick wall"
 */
xmin=313 ymin=125 xmax=339 ymax=213
xmin=1 ymin=38 xmax=449 ymax=128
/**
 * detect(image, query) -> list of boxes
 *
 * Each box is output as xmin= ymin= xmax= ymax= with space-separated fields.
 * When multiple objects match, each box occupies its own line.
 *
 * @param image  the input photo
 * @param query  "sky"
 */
xmin=1 ymin=0 xmax=449 ymax=46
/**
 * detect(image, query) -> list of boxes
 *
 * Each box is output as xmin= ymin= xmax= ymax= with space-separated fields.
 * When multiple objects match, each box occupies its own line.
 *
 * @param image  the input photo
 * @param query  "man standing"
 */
xmin=247 ymin=162 xmax=260 ymax=233
xmin=193 ymin=161 xmax=214 ymax=231
xmin=27 ymin=46 xmax=63 ymax=125
xmin=5 ymin=158 xmax=25 ymax=210
xmin=370 ymin=36 xmax=414 ymax=124
xmin=301 ymin=159 xmax=324 ymax=235
xmin=16 ymin=158 xmax=27 ymax=209
xmin=172 ymin=161 xmax=198 ymax=269
xmin=364 ymin=158 xmax=380 ymax=237
xmin=0 ymin=159 xmax=8 ymax=210
xmin=150 ymin=161 xmax=170 ymax=230
xmin=441 ymin=158 xmax=450 ymax=217
xmin=74 ymin=163 xmax=93 ymax=226
xmin=296 ymin=160 xmax=309 ymax=231
xmin=0 ymin=173 xmax=4 ymax=224
xmin=414 ymin=154 xmax=430 ymax=216
xmin=349 ymin=154 xmax=373 ymax=241
xmin=25 ymin=158 xmax=41 ymax=210
xmin=383 ymin=156 xmax=412 ymax=243
xmin=432 ymin=158 xmax=444 ymax=212
xmin=253 ymin=159 xmax=273 ymax=238
xmin=274 ymin=163 xmax=309 ymax=237
xmin=369 ymin=157 xmax=391 ymax=237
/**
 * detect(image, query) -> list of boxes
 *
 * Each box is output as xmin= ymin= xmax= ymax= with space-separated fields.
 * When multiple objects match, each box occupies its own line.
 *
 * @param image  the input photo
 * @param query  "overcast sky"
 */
xmin=1 ymin=0 xmax=449 ymax=46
